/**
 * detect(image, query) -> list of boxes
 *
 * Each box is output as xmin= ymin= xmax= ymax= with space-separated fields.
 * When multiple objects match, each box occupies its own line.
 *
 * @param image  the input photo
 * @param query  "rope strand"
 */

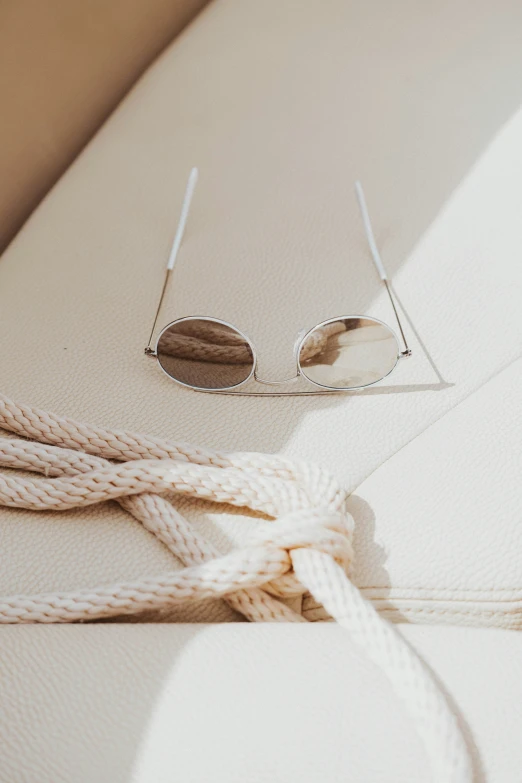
xmin=0 ymin=393 xmax=472 ymax=782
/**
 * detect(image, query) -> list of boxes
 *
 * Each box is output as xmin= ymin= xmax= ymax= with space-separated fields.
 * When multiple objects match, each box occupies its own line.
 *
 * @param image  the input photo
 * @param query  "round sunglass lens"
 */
xmin=298 ymin=317 xmax=399 ymax=390
xmin=156 ymin=318 xmax=254 ymax=390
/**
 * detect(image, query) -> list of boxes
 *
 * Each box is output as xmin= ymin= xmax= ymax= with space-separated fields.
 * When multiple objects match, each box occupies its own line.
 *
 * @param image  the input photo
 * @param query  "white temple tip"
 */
xmin=166 ymin=167 xmax=199 ymax=271
xmin=354 ymin=180 xmax=388 ymax=281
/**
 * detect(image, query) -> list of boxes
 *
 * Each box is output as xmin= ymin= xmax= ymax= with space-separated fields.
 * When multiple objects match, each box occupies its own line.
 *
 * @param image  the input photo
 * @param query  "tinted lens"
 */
xmin=156 ymin=318 xmax=254 ymax=390
xmin=298 ymin=317 xmax=399 ymax=389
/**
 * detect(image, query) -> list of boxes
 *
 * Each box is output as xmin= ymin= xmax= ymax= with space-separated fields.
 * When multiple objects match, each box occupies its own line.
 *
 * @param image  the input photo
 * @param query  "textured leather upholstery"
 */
xmin=0 ymin=0 xmax=208 ymax=251
xmin=1 ymin=0 xmax=521 ymax=625
xmin=1 ymin=624 xmax=522 ymax=783
xmin=1 ymin=0 xmax=521 ymax=778
xmin=306 ymin=360 xmax=522 ymax=627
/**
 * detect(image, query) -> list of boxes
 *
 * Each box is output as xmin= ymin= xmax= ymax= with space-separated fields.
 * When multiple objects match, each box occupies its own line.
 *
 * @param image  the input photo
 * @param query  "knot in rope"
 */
xmin=248 ymin=508 xmax=354 ymax=598
xmin=0 ymin=392 xmax=472 ymax=782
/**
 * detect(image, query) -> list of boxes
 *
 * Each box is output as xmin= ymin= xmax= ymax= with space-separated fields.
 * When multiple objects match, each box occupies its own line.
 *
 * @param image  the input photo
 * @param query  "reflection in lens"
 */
xmin=157 ymin=318 xmax=254 ymax=390
xmin=298 ymin=317 xmax=399 ymax=389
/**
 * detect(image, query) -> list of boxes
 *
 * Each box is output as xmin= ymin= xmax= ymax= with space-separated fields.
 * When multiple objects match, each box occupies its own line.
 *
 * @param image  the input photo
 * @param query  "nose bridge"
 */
xmin=253 ymin=371 xmax=300 ymax=387
xmin=250 ymin=325 xmax=304 ymax=386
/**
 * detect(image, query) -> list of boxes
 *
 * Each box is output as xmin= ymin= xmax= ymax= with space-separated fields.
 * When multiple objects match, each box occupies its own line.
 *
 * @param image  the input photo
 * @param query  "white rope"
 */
xmin=0 ymin=393 xmax=472 ymax=781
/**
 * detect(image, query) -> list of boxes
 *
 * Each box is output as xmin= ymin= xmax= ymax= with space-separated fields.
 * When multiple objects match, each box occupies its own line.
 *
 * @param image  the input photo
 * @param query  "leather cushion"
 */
xmin=0 ymin=0 xmax=521 ymax=624
xmin=0 ymin=624 xmax=521 ymax=782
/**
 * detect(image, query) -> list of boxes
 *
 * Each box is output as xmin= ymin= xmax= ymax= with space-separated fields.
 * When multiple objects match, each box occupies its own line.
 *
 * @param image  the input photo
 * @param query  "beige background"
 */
xmin=0 ymin=0 xmax=208 ymax=251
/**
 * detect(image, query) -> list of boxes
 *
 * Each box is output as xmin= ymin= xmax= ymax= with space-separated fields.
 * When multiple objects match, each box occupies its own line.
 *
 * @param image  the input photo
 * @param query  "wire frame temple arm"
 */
xmin=355 ymin=181 xmax=411 ymax=355
xmin=146 ymin=167 xmax=199 ymax=352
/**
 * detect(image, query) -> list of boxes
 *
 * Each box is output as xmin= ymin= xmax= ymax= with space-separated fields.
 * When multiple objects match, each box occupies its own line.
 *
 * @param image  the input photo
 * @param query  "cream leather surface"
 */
xmin=0 ymin=0 xmax=208 ymax=251
xmin=1 ymin=0 xmax=521 ymax=626
xmin=1 ymin=624 xmax=521 ymax=783
xmin=305 ymin=360 xmax=522 ymax=627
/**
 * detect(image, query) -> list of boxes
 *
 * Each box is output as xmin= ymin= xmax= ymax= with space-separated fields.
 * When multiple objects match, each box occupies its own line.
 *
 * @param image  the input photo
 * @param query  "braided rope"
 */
xmin=156 ymin=320 xmax=346 ymax=365
xmin=158 ymin=330 xmax=253 ymax=364
xmin=0 ymin=393 xmax=472 ymax=781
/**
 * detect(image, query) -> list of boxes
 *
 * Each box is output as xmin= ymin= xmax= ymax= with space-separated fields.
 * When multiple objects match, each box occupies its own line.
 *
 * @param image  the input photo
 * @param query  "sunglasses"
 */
xmin=145 ymin=170 xmax=411 ymax=396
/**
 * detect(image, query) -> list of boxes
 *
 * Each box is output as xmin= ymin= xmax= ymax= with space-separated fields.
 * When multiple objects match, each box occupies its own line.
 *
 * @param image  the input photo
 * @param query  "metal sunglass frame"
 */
xmin=145 ymin=170 xmax=411 ymax=396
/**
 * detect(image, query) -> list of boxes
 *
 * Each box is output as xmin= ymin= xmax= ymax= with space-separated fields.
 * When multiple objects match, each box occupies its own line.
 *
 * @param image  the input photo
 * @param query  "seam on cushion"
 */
xmin=368 ymin=597 xmax=522 ymax=607
xmin=352 ymin=353 xmax=522 ymax=490
xmin=307 ymin=584 xmax=522 ymax=606
xmin=362 ymin=586 xmax=522 ymax=595
xmin=304 ymin=591 xmax=522 ymax=603
xmin=309 ymin=608 xmax=522 ymax=625
xmin=307 ymin=607 xmax=522 ymax=621
xmin=381 ymin=607 xmax=522 ymax=617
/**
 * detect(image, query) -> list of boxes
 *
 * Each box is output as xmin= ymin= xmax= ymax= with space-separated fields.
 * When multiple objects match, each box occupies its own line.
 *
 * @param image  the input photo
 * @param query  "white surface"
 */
xmin=0 ymin=624 xmax=521 ymax=783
